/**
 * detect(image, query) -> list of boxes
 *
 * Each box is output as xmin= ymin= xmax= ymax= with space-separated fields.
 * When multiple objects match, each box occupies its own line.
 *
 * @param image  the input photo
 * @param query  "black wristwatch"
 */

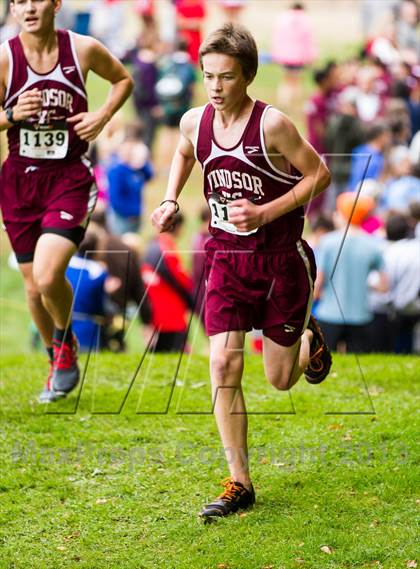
xmin=5 ymin=107 xmax=20 ymax=125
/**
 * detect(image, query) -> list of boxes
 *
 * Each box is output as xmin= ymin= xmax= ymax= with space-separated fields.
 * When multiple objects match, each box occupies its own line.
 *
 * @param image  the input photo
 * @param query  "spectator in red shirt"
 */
xmin=175 ymin=0 xmax=206 ymax=65
xmin=142 ymin=213 xmax=193 ymax=352
xmin=191 ymin=206 xmax=211 ymax=327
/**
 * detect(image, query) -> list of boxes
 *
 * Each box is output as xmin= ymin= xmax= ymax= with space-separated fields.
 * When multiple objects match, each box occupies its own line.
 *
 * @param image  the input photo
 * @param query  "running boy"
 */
xmin=151 ymin=23 xmax=332 ymax=519
xmin=0 ymin=0 xmax=133 ymax=402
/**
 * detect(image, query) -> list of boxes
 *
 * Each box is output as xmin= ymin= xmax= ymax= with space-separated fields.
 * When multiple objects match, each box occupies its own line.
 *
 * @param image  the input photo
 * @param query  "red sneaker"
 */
xmin=38 ymin=359 xmax=65 ymax=403
xmin=51 ymin=334 xmax=80 ymax=394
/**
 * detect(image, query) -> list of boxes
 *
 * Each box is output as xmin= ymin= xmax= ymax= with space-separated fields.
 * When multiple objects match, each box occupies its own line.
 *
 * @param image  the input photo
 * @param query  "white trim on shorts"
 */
xmin=296 ymin=238 xmax=314 ymax=332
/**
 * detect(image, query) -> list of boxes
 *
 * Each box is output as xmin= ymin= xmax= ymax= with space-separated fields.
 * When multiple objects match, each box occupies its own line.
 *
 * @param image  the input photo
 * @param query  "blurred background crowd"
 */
xmin=1 ymin=0 xmax=419 ymax=355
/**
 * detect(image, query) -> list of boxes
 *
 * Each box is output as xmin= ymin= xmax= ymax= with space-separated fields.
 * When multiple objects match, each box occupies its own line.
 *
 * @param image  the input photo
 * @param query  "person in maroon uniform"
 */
xmin=152 ymin=23 xmax=332 ymax=520
xmin=0 ymin=0 xmax=133 ymax=402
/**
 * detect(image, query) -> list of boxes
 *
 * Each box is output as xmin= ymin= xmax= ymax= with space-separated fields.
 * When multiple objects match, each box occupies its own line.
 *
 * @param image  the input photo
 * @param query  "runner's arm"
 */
xmin=0 ymin=44 xmax=9 ymax=131
xmin=0 ymin=45 xmax=41 ymax=131
xmin=228 ymin=109 xmax=331 ymax=232
xmin=261 ymin=109 xmax=331 ymax=222
xmin=67 ymin=35 xmax=134 ymax=141
xmin=151 ymin=108 xmax=199 ymax=232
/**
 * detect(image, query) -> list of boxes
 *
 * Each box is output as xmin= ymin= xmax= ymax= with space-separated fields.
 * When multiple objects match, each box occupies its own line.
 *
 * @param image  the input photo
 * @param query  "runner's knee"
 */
xmin=33 ymin=269 xmax=64 ymax=296
xmin=24 ymin=280 xmax=42 ymax=305
xmin=210 ymin=350 xmax=243 ymax=383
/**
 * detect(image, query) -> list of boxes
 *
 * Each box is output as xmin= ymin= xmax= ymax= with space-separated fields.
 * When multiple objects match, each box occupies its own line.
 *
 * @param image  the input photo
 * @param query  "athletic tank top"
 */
xmin=195 ymin=100 xmax=305 ymax=250
xmin=3 ymin=29 xmax=88 ymax=168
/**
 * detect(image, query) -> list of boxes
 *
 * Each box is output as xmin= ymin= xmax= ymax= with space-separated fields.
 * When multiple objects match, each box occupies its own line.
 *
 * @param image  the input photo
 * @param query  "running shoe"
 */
xmin=304 ymin=316 xmax=332 ymax=384
xmin=38 ymin=359 xmax=65 ymax=403
xmin=51 ymin=334 xmax=80 ymax=395
xmin=199 ymin=478 xmax=255 ymax=520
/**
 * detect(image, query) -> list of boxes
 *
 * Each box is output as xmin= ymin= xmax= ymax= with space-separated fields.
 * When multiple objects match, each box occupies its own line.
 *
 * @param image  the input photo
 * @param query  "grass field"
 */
xmin=0 ymin=27 xmax=418 ymax=569
xmin=0 ymin=353 xmax=419 ymax=568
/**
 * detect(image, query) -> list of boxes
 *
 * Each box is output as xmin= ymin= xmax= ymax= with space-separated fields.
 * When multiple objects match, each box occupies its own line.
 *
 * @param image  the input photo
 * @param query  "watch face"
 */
xmin=6 ymin=108 xmax=16 ymax=124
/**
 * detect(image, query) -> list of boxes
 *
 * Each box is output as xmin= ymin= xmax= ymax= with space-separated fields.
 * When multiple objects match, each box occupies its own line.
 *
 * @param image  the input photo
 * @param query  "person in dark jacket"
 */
xmin=88 ymin=211 xmax=152 ymax=351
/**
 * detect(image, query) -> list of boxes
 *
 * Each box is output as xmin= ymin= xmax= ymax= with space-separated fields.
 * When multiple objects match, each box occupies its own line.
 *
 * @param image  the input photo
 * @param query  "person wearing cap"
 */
xmin=313 ymin=192 xmax=388 ymax=353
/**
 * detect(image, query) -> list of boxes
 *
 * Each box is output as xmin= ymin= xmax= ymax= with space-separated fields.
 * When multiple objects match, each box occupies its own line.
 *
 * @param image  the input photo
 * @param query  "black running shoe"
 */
xmin=304 ymin=316 xmax=332 ymax=384
xmin=199 ymin=478 xmax=255 ymax=520
xmin=51 ymin=334 xmax=80 ymax=394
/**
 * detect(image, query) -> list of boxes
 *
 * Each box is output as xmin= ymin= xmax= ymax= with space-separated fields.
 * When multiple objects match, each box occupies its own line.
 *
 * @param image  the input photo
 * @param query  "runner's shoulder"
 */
xmin=180 ymin=105 xmax=206 ymax=141
xmin=263 ymin=106 xmax=295 ymax=136
xmin=0 ymin=42 xmax=9 ymax=90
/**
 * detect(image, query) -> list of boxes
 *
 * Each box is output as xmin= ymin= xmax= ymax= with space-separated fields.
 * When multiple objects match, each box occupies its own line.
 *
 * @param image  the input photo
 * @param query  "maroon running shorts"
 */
xmin=0 ymin=159 xmax=97 ymax=263
xmin=204 ymin=238 xmax=317 ymax=347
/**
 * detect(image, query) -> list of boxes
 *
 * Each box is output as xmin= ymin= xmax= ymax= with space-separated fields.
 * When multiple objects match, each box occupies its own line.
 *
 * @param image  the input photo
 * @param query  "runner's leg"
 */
xmin=19 ymin=261 xmax=54 ymax=348
xmin=32 ymin=233 xmax=77 ymax=331
xmin=263 ymin=328 xmax=313 ymax=391
xmin=209 ymin=330 xmax=251 ymax=489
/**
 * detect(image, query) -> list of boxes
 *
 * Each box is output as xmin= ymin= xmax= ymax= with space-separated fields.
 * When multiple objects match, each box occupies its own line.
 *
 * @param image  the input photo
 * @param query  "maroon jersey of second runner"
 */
xmin=194 ymin=100 xmax=305 ymax=250
xmin=3 ymin=29 xmax=88 ymax=168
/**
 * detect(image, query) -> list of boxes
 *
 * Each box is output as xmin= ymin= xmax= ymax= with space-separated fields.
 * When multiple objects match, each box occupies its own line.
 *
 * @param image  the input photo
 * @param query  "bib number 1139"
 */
xmin=20 ymin=124 xmax=69 ymax=159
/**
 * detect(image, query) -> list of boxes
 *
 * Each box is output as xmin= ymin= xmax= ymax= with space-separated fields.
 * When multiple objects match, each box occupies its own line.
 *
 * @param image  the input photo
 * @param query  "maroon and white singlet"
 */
xmin=0 ymin=30 xmax=97 ymax=262
xmin=193 ymin=100 xmax=316 ymax=345
xmin=195 ymin=100 xmax=305 ymax=250
xmin=4 ymin=29 xmax=88 ymax=167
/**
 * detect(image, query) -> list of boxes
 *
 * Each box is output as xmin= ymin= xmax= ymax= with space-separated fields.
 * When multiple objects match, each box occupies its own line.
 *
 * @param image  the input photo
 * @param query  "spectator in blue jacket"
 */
xmin=66 ymin=234 xmax=111 ymax=352
xmin=107 ymin=124 xmax=154 ymax=235
xmin=348 ymin=121 xmax=391 ymax=192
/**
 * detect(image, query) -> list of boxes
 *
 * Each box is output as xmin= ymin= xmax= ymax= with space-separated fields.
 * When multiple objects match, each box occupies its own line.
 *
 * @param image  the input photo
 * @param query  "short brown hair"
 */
xmin=199 ymin=23 xmax=258 ymax=82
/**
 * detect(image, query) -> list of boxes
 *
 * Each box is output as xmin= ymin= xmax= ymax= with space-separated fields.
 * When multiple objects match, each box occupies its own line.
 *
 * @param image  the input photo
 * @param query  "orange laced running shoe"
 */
xmin=199 ymin=477 xmax=255 ymax=520
xmin=304 ymin=316 xmax=332 ymax=384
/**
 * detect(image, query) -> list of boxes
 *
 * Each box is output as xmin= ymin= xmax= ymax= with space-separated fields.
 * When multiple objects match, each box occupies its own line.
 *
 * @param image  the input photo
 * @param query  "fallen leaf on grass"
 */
xmin=260 ymin=457 xmax=269 ymax=464
xmin=320 ymin=545 xmax=333 ymax=554
xmin=406 ymin=561 xmax=417 ymax=568
xmin=192 ymin=382 xmax=206 ymax=389
xmin=262 ymin=565 xmax=274 ymax=569
xmin=57 ymin=546 xmax=66 ymax=551
xmin=369 ymin=386 xmax=384 ymax=396
xmin=328 ymin=423 xmax=343 ymax=431
xmin=343 ymin=432 xmax=352 ymax=441
xmin=239 ymin=512 xmax=248 ymax=518
xmin=64 ymin=531 xmax=80 ymax=541
xmin=95 ymin=498 xmax=109 ymax=504
xmin=217 ymin=564 xmax=229 ymax=569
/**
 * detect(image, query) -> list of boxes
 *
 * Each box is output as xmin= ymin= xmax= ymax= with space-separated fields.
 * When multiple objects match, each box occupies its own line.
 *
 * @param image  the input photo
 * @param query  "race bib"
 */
xmin=19 ymin=121 xmax=69 ymax=159
xmin=208 ymin=194 xmax=258 ymax=236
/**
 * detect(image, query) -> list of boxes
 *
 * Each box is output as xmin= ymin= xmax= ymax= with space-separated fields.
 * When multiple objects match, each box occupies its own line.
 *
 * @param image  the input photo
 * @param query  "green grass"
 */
xmin=0 ymin=353 xmax=418 ymax=568
xmin=0 ymin=39 xmax=417 ymax=569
